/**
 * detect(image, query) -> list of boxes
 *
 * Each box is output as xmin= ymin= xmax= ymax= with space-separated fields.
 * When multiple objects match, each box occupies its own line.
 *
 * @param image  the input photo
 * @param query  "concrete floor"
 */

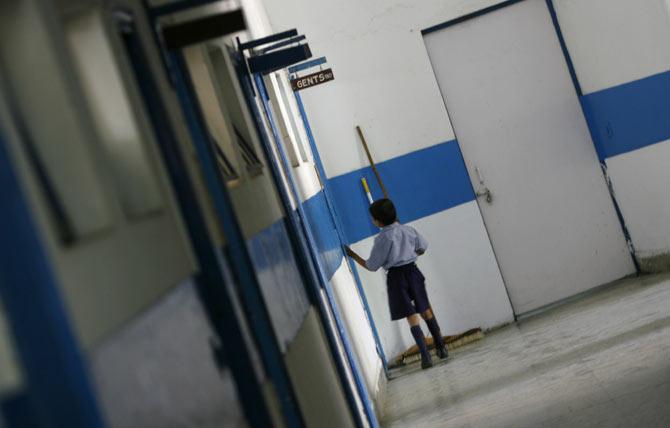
xmin=382 ymin=273 xmax=670 ymax=428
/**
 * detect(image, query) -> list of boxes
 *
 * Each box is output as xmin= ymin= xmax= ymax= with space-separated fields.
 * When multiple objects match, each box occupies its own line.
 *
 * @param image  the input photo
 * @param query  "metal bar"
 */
xmin=356 ymin=125 xmax=388 ymax=199
xmin=161 ymin=9 xmax=246 ymax=49
xmin=238 ymin=29 xmax=298 ymax=51
xmin=247 ymin=44 xmax=312 ymax=75
xmin=148 ymin=0 xmax=224 ymax=18
xmin=288 ymin=56 xmax=327 ymax=74
xmin=259 ymin=34 xmax=306 ymax=54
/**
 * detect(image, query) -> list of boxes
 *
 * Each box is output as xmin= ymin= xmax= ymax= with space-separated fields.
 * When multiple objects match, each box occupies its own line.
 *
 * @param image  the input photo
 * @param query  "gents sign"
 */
xmin=290 ymin=68 xmax=334 ymax=91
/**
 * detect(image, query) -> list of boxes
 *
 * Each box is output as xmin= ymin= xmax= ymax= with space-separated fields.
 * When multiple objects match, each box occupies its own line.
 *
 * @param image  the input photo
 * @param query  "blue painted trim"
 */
xmin=288 ymin=57 xmax=327 ymax=74
xmin=161 ymin=47 xmax=304 ymax=427
xmin=422 ymin=0 xmax=526 ymax=35
xmin=328 ymin=141 xmax=475 ymax=244
xmin=0 ymin=130 xmax=106 ymax=428
xmin=581 ymin=70 xmax=670 ymax=160
xmin=293 ymin=92 xmax=389 ymax=373
xmin=545 ymin=0 xmax=583 ymax=96
xmin=116 ymin=13 xmax=276 ymax=426
xmin=254 ymin=75 xmax=377 ymax=428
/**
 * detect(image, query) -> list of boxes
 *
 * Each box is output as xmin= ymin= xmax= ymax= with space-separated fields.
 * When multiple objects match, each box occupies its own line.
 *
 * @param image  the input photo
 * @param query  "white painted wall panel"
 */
xmin=352 ymin=202 xmax=514 ymax=360
xmin=606 ymin=140 xmax=670 ymax=259
xmin=554 ymin=0 xmax=670 ymax=94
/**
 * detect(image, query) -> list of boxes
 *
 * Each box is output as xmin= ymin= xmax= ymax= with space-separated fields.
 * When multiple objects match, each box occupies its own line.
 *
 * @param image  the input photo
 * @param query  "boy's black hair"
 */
xmin=369 ymin=198 xmax=397 ymax=226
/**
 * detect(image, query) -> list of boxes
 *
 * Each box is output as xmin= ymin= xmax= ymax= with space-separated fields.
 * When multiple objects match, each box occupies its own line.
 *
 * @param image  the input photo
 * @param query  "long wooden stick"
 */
xmin=356 ymin=125 xmax=389 ymax=199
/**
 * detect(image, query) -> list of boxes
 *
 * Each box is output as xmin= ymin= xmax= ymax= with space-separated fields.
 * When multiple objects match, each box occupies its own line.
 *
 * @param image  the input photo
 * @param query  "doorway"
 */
xmin=423 ymin=0 xmax=636 ymax=315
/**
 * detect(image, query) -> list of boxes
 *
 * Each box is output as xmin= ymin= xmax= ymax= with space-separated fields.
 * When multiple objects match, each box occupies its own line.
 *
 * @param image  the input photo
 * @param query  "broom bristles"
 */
xmin=394 ymin=328 xmax=484 ymax=366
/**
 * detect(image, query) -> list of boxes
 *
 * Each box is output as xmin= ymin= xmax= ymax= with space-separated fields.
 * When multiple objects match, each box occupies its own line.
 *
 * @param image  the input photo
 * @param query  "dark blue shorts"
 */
xmin=386 ymin=263 xmax=431 ymax=321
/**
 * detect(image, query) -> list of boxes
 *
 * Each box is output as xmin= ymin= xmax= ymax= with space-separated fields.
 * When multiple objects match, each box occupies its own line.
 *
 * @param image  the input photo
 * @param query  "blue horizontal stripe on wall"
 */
xmin=328 ymin=140 xmax=476 ymax=244
xmin=581 ymin=69 xmax=670 ymax=161
xmin=302 ymin=191 xmax=345 ymax=280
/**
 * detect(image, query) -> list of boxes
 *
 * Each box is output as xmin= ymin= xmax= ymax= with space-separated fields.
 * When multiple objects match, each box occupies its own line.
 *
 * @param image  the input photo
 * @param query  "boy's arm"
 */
xmin=345 ymin=246 xmax=368 ymax=269
xmin=346 ymin=237 xmax=391 ymax=272
xmin=414 ymin=227 xmax=429 ymax=256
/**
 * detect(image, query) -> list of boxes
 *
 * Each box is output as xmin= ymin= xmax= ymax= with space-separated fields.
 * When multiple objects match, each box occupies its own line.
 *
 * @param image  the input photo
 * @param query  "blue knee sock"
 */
xmin=410 ymin=325 xmax=430 ymax=361
xmin=425 ymin=317 xmax=443 ymax=346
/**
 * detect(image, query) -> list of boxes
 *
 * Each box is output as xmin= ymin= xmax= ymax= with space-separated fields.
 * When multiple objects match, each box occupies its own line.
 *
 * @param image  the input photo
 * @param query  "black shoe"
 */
xmin=421 ymin=356 xmax=433 ymax=370
xmin=436 ymin=343 xmax=449 ymax=359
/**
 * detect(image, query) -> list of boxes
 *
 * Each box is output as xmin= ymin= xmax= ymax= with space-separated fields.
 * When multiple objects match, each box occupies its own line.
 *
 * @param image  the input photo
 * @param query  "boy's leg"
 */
xmin=421 ymin=308 xmax=449 ymax=359
xmin=407 ymin=314 xmax=432 ymax=369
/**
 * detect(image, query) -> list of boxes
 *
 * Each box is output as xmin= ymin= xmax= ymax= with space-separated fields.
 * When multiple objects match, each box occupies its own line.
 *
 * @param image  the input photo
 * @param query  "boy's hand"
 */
xmin=344 ymin=246 xmax=368 ymax=270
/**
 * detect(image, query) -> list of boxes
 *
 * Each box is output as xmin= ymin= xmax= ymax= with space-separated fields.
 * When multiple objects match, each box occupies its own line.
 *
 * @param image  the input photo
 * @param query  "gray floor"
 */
xmin=382 ymin=273 xmax=670 ymax=428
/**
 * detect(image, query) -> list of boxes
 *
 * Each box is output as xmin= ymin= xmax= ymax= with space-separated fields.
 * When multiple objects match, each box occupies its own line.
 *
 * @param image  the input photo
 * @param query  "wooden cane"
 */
xmin=356 ymin=125 xmax=389 ymax=199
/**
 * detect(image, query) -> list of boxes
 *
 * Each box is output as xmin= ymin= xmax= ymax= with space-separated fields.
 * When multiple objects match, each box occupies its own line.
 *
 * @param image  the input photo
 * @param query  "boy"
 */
xmin=345 ymin=198 xmax=448 ymax=369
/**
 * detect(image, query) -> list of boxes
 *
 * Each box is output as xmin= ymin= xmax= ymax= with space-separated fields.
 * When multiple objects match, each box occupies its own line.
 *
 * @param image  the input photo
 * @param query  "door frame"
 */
xmin=113 ymin=10 xmax=277 ymax=427
xmin=421 ymin=0 xmax=640 ymax=316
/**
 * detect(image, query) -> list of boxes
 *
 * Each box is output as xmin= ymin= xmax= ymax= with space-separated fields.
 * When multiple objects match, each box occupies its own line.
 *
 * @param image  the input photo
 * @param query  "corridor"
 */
xmin=383 ymin=274 xmax=670 ymax=427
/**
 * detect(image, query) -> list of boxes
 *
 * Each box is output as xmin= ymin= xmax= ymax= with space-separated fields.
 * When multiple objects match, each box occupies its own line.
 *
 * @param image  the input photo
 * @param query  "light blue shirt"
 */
xmin=365 ymin=223 xmax=428 ymax=271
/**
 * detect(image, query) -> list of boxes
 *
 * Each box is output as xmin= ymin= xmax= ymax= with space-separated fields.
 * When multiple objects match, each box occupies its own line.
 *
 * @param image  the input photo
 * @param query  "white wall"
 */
xmin=554 ymin=0 xmax=670 ymax=95
xmin=607 ymin=143 xmax=670 ymax=267
xmin=555 ymin=0 xmax=670 ymax=269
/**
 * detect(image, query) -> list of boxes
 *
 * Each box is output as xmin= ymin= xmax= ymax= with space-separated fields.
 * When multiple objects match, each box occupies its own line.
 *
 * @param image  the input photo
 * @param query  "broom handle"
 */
xmin=356 ymin=126 xmax=389 ymax=199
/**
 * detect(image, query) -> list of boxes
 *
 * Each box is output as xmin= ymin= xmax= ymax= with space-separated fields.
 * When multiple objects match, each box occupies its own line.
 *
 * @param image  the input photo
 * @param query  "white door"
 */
xmin=424 ymin=0 xmax=635 ymax=314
